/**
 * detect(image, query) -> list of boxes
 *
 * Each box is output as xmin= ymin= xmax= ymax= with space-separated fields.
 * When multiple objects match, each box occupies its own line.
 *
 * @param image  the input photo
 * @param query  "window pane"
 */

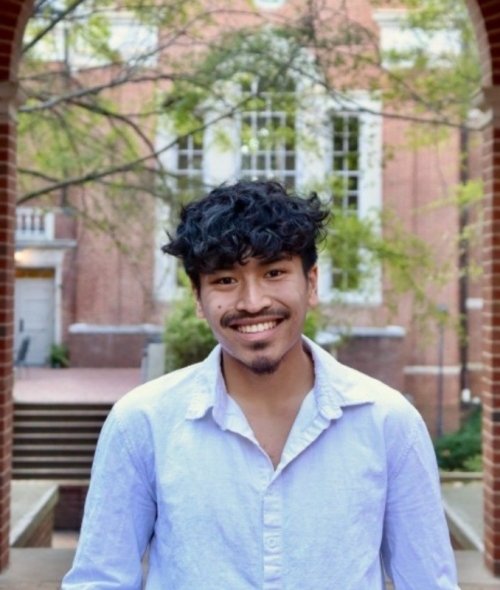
xmin=333 ymin=156 xmax=344 ymax=171
xmin=348 ymin=135 xmax=358 ymax=152
xmin=333 ymin=135 xmax=344 ymax=152
xmin=330 ymin=113 xmax=361 ymax=291
xmin=239 ymin=77 xmax=296 ymax=186
xmin=348 ymin=154 xmax=359 ymax=170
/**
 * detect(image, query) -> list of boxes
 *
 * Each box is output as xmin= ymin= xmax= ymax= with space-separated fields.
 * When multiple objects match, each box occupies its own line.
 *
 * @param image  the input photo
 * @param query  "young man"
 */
xmin=63 ymin=181 xmax=459 ymax=589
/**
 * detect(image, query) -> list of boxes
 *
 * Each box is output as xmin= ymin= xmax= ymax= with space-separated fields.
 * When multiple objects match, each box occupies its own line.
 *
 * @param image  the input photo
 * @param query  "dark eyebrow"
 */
xmin=258 ymin=253 xmax=293 ymax=266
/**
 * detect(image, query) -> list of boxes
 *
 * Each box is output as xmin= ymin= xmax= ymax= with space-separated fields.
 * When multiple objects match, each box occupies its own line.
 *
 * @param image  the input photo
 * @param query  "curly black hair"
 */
xmin=162 ymin=180 xmax=330 ymax=292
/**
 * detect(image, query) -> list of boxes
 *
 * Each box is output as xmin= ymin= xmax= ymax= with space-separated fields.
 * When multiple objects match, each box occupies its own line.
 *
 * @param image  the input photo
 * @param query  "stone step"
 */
xmin=14 ymin=421 xmax=104 ymax=433
xmin=13 ymin=456 xmax=93 ymax=464
xmin=12 ymin=402 xmax=109 ymax=480
xmin=14 ymin=409 xmax=110 ymax=421
xmin=14 ymin=432 xmax=99 ymax=441
xmin=14 ymin=403 xmax=113 ymax=412
xmin=12 ymin=468 xmax=91 ymax=479
xmin=14 ymin=444 xmax=96 ymax=455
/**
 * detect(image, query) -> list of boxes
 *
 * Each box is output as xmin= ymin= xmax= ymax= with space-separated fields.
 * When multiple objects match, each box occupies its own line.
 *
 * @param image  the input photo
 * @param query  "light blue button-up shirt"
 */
xmin=62 ymin=338 xmax=459 ymax=590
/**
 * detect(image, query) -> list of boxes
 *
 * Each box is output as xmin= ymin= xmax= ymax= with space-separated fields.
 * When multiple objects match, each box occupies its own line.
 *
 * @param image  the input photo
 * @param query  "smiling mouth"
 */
xmin=235 ymin=321 xmax=279 ymax=334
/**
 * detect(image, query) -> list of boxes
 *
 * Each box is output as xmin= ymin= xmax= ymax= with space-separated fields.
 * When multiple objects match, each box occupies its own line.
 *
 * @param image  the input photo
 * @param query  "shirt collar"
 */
xmin=303 ymin=336 xmax=375 ymax=419
xmin=185 ymin=336 xmax=375 ymax=423
xmin=184 ymin=345 xmax=226 ymax=421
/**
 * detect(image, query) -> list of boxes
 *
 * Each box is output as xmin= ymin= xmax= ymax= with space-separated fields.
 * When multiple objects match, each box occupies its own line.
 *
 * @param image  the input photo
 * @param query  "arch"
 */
xmin=468 ymin=0 xmax=500 ymax=86
xmin=465 ymin=0 xmax=500 ymax=577
xmin=0 ymin=0 xmax=498 ymax=580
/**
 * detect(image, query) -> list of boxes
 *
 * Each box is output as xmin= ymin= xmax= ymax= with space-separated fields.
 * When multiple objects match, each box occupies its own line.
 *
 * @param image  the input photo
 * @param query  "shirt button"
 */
xmin=267 ymin=537 xmax=278 ymax=548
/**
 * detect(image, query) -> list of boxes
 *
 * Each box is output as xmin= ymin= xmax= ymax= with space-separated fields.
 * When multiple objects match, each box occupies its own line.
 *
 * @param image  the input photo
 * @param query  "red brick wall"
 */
xmin=468 ymin=0 xmax=500 ymax=576
xmin=0 ymin=0 xmax=34 ymax=571
xmin=69 ymin=330 xmax=153 ymax=368
xmin=0 ymin=114 xmax=15 ymax=571
xmin=55 ymin=483 xmax=89 ymax=531
xmin=480 ymin=123 xmax=500 ymax=576
xmin=337 ymin=334 xmax=405 ymax=393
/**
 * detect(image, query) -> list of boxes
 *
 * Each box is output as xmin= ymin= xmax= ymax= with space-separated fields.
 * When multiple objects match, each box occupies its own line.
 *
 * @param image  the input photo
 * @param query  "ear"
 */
xmin=307 ymin=265 xmax=319 ymax=308
xmin=191 ymin=284 xmax=205 ymax=319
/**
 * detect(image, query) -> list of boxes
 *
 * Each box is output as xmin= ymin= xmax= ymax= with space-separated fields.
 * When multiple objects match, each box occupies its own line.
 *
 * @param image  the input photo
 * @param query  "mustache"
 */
xmin=221 ymin=309 xmax=290 ymax=328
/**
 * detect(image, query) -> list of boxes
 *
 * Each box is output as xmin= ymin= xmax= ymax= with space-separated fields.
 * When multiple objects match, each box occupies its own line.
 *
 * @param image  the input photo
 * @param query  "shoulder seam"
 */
xmin=388 ymin=410 xmax=420 ymax=481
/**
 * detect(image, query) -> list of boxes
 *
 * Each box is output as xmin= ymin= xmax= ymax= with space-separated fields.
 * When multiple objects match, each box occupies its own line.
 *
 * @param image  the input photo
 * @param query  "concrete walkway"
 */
xmin=443 ymin=480 xmax=484 ymax=552
xmin=14 ymin=367 xmax=141 ymax=404
xmin=0 ymin=548 xmax=498 ymax=589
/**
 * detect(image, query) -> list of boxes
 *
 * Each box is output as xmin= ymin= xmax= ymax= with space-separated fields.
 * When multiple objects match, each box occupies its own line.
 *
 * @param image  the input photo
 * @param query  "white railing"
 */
xmin=15 ymin=208 xmax=55 ymax=242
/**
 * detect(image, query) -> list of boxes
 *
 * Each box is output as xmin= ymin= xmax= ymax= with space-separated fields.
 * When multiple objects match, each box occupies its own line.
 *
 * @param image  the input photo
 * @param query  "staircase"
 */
xmin=13 ymin=403 xmax=112 ymax=480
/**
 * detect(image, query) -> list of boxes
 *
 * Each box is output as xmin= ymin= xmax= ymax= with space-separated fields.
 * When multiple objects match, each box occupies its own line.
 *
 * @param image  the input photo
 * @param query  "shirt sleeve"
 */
xmin=381 ymin=410 xmax=461 ymax=590
xmin=61 ymin=407 xmax=157 ymax=590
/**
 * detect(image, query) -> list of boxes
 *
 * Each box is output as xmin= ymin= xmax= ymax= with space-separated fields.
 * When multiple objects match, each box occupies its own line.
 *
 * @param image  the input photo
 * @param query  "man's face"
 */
xmin=195 ymin=254 xmax=318 ymax=375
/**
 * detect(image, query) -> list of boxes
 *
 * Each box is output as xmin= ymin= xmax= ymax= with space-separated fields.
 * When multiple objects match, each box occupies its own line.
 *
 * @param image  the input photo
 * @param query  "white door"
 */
xmin=15 ymin=271 xmax=55 ymax=366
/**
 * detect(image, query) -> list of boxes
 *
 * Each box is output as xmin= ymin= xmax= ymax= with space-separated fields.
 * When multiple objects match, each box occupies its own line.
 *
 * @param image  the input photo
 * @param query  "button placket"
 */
xmin=262 ymin=477 xmax=283 ymax=589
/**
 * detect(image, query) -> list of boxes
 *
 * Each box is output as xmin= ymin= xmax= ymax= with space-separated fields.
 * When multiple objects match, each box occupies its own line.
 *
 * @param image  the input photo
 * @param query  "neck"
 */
xmin=221 ymin=340 xmax=315 ymax=409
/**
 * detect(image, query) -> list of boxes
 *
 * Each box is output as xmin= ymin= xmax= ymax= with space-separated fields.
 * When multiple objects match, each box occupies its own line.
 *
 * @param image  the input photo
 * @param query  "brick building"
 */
xmin=1 ymin=0 xmax=500 ymax=575
xmin=11 ymin=0 xmax=484 ymax=441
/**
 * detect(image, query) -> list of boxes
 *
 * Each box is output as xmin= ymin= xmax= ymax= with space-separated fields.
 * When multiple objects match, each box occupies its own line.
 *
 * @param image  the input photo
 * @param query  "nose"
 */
xmin=235 ymin=279 xmax=272 ymax=314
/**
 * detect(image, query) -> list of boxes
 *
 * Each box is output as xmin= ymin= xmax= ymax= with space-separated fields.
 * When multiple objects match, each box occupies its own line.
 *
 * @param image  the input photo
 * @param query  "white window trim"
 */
xmin=301 ymin=91 xmax=383 ymax=306
xmin=373 ymin=8 xmax=462 ymax=69
xmin=155 ymin=81 xmax=382 ymax=307
xmin=29 ymin=9 xmax=158 ymax=70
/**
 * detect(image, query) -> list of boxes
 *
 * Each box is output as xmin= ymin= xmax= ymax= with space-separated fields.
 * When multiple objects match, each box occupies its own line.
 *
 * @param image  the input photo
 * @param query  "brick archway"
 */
xmin=465 ymin=0 xmax=500 ymax=576
xmin=0 ymin=0 xmax=33 ymax=571
xmin=0 ymin=0 xmax=499 ymax=578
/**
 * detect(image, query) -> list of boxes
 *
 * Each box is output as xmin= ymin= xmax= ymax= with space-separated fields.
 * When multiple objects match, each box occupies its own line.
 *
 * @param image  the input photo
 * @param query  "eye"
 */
xmin=266 ymin=269 xmax=284 ymax=278
xmin=213 ymin=276 xmax=236 ymax=285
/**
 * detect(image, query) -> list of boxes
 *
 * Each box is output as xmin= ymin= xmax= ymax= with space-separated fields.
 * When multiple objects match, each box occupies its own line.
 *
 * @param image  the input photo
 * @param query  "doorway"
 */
xmin=14 ymin=268 xmax=55 ymax=366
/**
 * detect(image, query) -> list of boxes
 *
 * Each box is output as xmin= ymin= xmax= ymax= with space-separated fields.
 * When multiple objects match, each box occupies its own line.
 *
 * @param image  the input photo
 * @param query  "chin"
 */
xmin=247 ymin=356 xmax=281 ymax=375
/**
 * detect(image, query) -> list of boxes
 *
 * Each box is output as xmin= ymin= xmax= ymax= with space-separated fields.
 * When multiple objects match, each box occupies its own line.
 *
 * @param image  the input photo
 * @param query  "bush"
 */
xmin=434 ymin=406 xmax=482 ymax=471
xmin=164 ymin=293 xmax=217 ymax=372
xmin=49 ymin=343 xmax=70 ymax=368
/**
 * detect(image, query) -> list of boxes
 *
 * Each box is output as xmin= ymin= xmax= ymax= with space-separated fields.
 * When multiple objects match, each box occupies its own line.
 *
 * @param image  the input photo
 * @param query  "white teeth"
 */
xmin=237 ymin=321 xmax=277 ymax=334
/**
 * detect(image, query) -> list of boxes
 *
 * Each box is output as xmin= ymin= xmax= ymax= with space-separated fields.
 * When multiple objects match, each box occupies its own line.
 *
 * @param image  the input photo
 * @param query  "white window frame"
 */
xmin=155 ymin=68 xmax=382 ymax=307
xmin=238 ymin=78 xmax=297 ymax=188
xmin=373 ymin=8 xmax=462 ymax=69
xmin=28 ymin=9 xmax=158 ymax=70
xmin=314 ymin=92 xmax=383 ymax=306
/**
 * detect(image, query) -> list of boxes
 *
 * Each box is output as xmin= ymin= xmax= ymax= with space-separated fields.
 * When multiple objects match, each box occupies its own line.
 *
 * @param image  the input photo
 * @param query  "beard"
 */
xmin=246 ymin=342 xmax=282 ymax=374
xmin=248 ymin=355 xmax=281 ymax=375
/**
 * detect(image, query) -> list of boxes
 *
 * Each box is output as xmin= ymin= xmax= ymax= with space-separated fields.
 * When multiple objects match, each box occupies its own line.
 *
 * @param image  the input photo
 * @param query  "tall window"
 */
xmin=176 ymin=132 xmax=204 ymax=194
xmin=239 ymin=78 xmax=296 ymax=188
xmin=331 ymin=114 xmax=360 ymax=214
xmin=330 ymin=112 xmax=362 ymax=291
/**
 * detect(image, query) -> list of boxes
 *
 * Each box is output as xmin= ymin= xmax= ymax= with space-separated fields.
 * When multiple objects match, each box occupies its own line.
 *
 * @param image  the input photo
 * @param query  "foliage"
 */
xmin=19 ymin=0 xmax=481 ymax=208
xmin=164 ymin=293 xmax=217 ymax=373
xmin=19 ymin=0 xmax=483 ymax=334
xmin=49 ymin=342 xmax=70 ymax=368
xmin=321 ymin=203 xmax=456 ymax=332
xmin=434 ymin=405 xmax=482 ymax=471
xmin=373 ymin=0 xmax=481 ymax=125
